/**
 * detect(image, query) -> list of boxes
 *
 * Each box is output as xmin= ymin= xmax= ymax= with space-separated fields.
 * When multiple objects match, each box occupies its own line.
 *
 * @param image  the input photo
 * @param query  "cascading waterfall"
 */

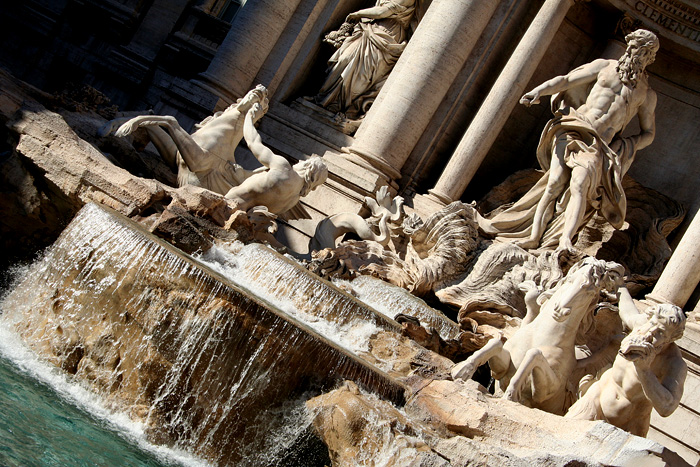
xmin=342 ymin=275 xmax=461 ymax=340
xmin=197 ymin=244 xmax=400 ymax=357
xmin=0 ymin=203 xmax=407 ymax=466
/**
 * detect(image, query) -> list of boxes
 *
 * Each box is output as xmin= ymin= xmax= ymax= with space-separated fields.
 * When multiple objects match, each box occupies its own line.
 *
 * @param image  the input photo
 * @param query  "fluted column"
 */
xmin=429 ymin=0 xmax=583 ymax=203
xmin=343 ymin=0 xmax=501 ymax=182
xmin=648 ymin=209 xmax=700 ymax=309
xmin=195 ymin=0 xmax=304 ymax=104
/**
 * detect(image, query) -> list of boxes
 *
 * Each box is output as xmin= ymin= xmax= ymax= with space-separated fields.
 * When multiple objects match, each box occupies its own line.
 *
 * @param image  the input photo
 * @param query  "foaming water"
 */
xmin=196 ymin=245 xmax=382 ymax=356
xmin=0 ymin=204 xmax=404 ymax=465
xmin=341 ymin=276 xmax=460 ymax=340
xmin=0 ymin=322 xmax=210 ymax=467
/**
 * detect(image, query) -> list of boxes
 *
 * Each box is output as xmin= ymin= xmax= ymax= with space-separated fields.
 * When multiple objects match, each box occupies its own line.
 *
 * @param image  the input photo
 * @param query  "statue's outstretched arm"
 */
xmin=617 ymin=286 xmax=648 ymax=331
xmin=347 ymin=4 xmax=395 ymax=22
xmin=520 ymin=58 xmax=608 ymax=107
xmin=243 ymin=104 xmax=290 ymax=172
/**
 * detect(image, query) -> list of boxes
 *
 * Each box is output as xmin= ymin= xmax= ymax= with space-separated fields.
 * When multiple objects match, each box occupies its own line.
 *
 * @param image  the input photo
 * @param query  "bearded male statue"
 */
xmin=565 ymin=287 xmax=686 ymax=436
xmin=478 ymin=29 xmax=659 ymax=252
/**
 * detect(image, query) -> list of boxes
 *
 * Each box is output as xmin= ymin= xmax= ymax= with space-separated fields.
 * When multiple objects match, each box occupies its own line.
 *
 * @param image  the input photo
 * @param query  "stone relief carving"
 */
xmin=106 ymin=85 xmax=270 ymax=196
xmin=566 ymin=287 xmax=687 ymax=436
xmin=313 ymin=0 xmax=418 ymax=126
xmin=478 ymin=30 xmax=660 ymax=253
xmin=451 ymin=258 xmax=625 ymax=415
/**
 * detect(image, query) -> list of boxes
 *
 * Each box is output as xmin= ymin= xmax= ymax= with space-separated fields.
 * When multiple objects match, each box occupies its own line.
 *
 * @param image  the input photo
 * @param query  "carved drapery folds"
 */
xmin=314 ymin=0 xmax=419 ymax=122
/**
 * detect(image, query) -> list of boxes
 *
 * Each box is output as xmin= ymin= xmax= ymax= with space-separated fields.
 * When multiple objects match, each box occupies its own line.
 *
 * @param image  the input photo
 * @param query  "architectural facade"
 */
xmin=1 ymin=0 xmax=700 ymax=462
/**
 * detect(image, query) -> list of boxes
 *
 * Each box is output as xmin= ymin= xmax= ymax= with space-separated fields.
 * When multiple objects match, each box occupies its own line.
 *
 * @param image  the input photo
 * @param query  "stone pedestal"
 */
xmin=343 ymin=0 xmax=501 ymax=186
xmin=428 ymin=0 xmax=582 ymax=203
xmin=194 ymin=0 xmax=304 ymax=106
xmin=647 ymin=208 xmax=700 ymax=308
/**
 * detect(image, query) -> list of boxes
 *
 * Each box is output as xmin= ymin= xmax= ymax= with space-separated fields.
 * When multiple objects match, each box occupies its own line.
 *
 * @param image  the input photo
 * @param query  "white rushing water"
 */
xmin=196 ymin=245 xmax=381 ymax=357
xmin=0 ymin=204 xmax=400 ymax=466
xmin=0 ymin=308 xmax=211 ymax=467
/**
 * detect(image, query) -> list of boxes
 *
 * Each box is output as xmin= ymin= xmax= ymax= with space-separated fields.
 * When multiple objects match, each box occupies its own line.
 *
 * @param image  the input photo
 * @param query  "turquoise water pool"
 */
xmin=0 ymin=351 xmax=203 ymax=467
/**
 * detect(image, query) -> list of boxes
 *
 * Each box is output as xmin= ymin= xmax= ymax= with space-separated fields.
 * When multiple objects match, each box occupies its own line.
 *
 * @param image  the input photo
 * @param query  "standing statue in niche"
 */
xmin=478 ymin=30 xmax=659 ymax=253
xmin=314 ymin=0 xmax=418 ymax=124
xmin=228 ymin=102 xmax=328 ymax=216
xmin=108 ymin=85 xmax=269 ymax=196
xmin=566 ymin=287 xmax=686 ymax=436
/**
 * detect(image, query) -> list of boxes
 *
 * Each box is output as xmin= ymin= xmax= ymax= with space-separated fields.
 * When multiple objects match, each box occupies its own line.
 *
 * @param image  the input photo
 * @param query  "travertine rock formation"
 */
xmin=307 ymin=379 xmax=687 ymax=466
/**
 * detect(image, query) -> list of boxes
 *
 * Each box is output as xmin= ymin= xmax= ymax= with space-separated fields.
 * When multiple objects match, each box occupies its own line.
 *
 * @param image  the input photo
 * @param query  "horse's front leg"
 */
xmin=503 ymin=348 xmax=558 ymax=405
xmin=114 ymin=115 xmax=174 ymax=137
xmin=451 ymin=335 xmax=508 ymax=381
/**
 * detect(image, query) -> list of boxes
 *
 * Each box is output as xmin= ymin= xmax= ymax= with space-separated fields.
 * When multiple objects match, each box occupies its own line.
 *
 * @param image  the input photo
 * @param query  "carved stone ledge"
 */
xmin=610 ymin=1 xmax=700 ymax=59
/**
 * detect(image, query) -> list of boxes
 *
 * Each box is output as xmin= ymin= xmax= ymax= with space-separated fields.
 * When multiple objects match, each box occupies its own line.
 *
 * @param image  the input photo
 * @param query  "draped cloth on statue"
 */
xmin=178 ymin=157 xmax=252 ymax=196
xmin=477 ymin=103 xmax=638 ymax=249
xmin=316 ymin=0 xmax=416 ymax=119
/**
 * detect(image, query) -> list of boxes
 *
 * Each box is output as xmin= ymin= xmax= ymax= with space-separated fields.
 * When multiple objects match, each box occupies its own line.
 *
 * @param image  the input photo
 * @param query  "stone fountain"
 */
xmin=0 ymin=64 xmax=693 ymax=466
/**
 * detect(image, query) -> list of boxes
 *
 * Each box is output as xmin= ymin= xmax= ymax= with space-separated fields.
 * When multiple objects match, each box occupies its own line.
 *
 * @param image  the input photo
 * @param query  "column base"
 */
xmin=411 ymin=192 xmax=450 ymax=220
xmin=426 ymin=188 xmax=453 ymax=205
xmin=643 ymin=293 xmax=680 ymax=309
xmin=341 ymin=146 xmax=401 ymax=190
xmin=191 ymin=73 xmax=238 ymax=110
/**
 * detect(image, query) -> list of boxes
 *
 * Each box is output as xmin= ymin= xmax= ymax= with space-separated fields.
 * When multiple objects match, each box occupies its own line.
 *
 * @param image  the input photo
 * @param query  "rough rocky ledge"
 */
xmin=308 ymin=379 xmax=690 ymax=467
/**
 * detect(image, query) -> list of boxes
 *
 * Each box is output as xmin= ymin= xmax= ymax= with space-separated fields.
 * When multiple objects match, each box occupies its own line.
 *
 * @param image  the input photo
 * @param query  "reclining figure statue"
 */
xmin=226 ymin=102 xmax=328 ymax=217
xmin=108 ymin=85 xmax=269 ymax=196
xmin=452 ymin=257 xmax=624 ymax=415
xmin=566 ymin=287 xmax=686 ymax=436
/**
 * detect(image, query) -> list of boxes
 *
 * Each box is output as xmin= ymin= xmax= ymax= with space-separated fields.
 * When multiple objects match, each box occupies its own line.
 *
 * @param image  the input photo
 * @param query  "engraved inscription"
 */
xmin=630 ymin=0 xmax=700 ymax=42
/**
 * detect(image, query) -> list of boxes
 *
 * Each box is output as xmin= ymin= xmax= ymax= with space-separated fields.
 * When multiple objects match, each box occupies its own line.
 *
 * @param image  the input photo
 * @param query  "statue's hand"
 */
xmin=633 ymin=349 xmax=655 ymax=370
xmin=520 ymin=91 xmax=541 ymax=107
xmin=249 ymin=103 xmax=265 ymax=122
xmin=346 ymin=12 xmax=362 ymax=22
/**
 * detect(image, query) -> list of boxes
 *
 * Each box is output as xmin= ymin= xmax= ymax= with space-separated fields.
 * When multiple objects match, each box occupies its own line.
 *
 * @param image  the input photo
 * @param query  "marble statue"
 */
xmin=314 ymin=0 xmax=417 ymax=121
xmin=452 ymin=257 xmax=625 ymax=415
xmin=110 ymin=85 xmax=269 ymax=195
xmin=309 ymin=186 xmax=404 ymax=252
xmin=226 ymin=103 xmax=328 ymax=216
xmin=309 ymin=202 xmax=480 ymax=297
xmin=478 ymin=30 xmax=659 ymax=252
xmin=566 ymin=287 xmax=687 ymax=436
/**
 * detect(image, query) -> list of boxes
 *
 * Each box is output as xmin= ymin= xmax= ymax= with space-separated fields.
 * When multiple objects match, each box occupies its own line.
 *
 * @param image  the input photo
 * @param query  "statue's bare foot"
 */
xmin=555 ymin=239 xmax=580 ymax=257
xmin=451 ymin=358 xmax=477 ymax=381
xmin=516 ymin=238 xmax=540 ymax=250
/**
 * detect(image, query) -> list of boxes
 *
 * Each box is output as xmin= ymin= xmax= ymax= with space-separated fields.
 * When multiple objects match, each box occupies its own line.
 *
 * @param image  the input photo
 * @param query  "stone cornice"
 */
xmin=606 ymin=0 xmax=700 ymax=58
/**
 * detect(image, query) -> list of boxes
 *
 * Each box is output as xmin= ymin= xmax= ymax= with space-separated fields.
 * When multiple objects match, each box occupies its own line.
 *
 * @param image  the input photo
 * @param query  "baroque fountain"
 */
xmin=0 ymin=19 xmax=695 ymax=467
